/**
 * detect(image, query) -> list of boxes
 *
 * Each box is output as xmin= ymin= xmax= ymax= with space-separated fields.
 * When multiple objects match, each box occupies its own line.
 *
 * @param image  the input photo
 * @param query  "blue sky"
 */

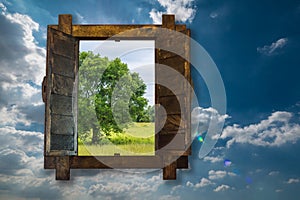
xmin=0 ymin=0 xmax=300 ymax=199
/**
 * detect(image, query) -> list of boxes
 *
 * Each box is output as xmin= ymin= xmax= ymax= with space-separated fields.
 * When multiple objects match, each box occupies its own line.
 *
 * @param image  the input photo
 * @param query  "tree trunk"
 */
xmin=91 ymin=125 xmax=99 ymax=144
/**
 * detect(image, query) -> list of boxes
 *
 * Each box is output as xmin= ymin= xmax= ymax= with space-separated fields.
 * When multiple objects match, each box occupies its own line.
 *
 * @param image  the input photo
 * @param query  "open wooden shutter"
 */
xmin=44 ymin=27 xmax=78 ymax=156
xmin=156 ymin=15 xmax=191 ymax=179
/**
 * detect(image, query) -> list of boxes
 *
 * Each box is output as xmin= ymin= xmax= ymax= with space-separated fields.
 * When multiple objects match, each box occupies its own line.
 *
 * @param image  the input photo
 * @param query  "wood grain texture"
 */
xmin=70 ymin=156 xmax=163 ymax=168
xmin=51 ymin=54 xmax=75 ymax=78
xmin=50 ymin=28 xmax=76 ymax=59
xmin=50 ymin=94 xmax=73 ymax=116
xmin=55 ymin=156 xmax=70 ymax=180
xmin=157 ymin=54 xmax=186 ymax=74
xmin=159 ymin=95 xmax=186 ymax=115
xmin=163 ymin=161 xmax=177 ymax=180
xmin=162 ymin=15 xmax=175 ymax=30
xmin=49 ymin=24 xmax=186 ymax=39
xmin=158 ymin=133 xmax=185 ymax=150
xmin=50 ymin=134 xmax=74 ymax=150
xmin=52 ymin=74 xmax=74 ymax=96
xmin=44 ymin=155 xmax=189 ymax=169
xmin=51 ymin=114 xmax=74 ymax=135
xmin=58 ymin=14 xmax=72 ymax=34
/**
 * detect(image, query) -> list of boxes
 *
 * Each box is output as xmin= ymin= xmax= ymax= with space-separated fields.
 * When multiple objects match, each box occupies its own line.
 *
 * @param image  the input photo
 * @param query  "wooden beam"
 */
xmin=55 ymin=156 xmax=70 ymax=180
xmin=163 ymin=161 xmax=177 ymax=180
xmin=162 ymin=14 xmax=175 ymax=30
xmin=45 ymin=156 xmax=164 ymax=169
xmin=58 ymin=14 xmax=72 ymax=34
xmin=48 ymin=24 xmax=186 ymax=39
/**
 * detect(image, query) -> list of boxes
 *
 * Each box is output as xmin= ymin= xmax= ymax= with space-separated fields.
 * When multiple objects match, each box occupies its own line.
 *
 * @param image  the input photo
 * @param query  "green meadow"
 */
xmin=78 ymin=122 xmax=155 ymax=156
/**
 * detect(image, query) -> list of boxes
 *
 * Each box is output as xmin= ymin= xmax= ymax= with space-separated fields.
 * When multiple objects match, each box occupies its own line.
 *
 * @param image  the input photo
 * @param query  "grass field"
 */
xmin=78 ymin=122 xmax=155 ymax=156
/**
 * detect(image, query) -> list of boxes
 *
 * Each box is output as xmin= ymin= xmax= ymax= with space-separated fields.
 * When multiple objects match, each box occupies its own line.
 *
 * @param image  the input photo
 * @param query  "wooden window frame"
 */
xmin=43 ymin=14 xmax=191 ymax=180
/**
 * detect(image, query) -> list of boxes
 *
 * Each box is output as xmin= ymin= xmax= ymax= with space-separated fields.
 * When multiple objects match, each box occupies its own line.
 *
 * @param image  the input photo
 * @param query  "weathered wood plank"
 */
xmin=177 ymin=156 xmax=188 ymax=169
xmin=157 ymin=83 xmax=185 ymax=97
xmin=51 ymin=114 xmax=74 ymax=135
xmin=175 ymin=24 xmax=186 ymax=32
xmin=163 ymin=160 xmax=177 ymax=180
xmin=50 ymin=134 xmax=74 ymax=150
xmin=50 ymin=94 xmax=73 ymax=116
xmin=72 ymin=25 xmax=159 ymax=38
xmin=52 ymin=74 xmax=74 ymax=96
xmin=45 ymin=155 xmax=188 ymax=169
xmin=164 ymin=114 xmax=181 ymax=130
xmin=58 ymin=14 xmax=72 ymax=34
xmin=49 ymin=24 xmax=186 ymax=38
xmin=50 ymin=28 xmax=76 ymax=59
xmin=70 ymin=156 xmax=163 ymax=168
xmin=55 ymin=156 xmax=70 ymax=180
xmin=51 ymin=54 xmax=75 ymax=78
xmin=162 ymin=15 xmax=175 ymax=30
xmin=157 ymin=54 xmax=186 ymax=74
xmin=156 ymin=34 xmax=188 ymax=59
xmin=159 ymin=95 xmax=184 ymax=115
xmin=44 ymin=156 xmax=56 ymax=169
xmin=158 ymin=133 xmax=185 ymax=150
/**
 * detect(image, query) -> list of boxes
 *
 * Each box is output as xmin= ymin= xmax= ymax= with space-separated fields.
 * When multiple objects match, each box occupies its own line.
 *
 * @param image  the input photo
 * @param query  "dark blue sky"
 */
xmin=191 ymin=0 xmax=300 ymax=124
xmin=0 ymin=0 xmax=300 ymax=199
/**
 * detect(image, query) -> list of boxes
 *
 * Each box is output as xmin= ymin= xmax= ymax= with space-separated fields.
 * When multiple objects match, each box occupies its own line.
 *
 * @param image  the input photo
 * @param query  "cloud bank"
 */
xmin=220 ymin=111 xmax=300 ymax=148
xmin=149 ymin=0 xmax=196 ymax=24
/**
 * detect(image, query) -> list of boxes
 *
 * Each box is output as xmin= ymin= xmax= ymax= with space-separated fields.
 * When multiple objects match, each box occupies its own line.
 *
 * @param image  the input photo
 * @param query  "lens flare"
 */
xmin=197 ymin=135 xmax=204 ymax=142
xmin=246 ymin=176 xmax=253 ymax=184
xmin=224 ymin=159 xmax=232 ymax=167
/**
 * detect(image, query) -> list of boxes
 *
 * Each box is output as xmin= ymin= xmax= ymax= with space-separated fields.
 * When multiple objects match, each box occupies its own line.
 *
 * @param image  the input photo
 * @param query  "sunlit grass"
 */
xmin=78 ymin=122 xmax=155 ymax=156
xmin=78 ymin=143 xmax=155 ymax=156
xmin=123 ymin=122 xmax=154 ymax=138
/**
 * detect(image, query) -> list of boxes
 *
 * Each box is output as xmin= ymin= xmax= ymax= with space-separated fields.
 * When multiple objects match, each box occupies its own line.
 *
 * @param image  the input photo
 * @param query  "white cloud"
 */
xmin=149 ymin=0 xmax=196 ymax=24
xmin=0 ymin=124 xmax=167 ymax=200
xmin=257 ymin=38 xmax=288 ymax=56
xmin=269 ymin=171 xmax=280 ymax=176
xmin=203 ymin=156 xmax=223 ymax=163
xmin=220 ymin=111 xmax=300 ymax=148
xmin=202 ymin=147 xmax=225 ymax=163
xmin=195 ymin=178 xmax=214 ymax=188
xmin=0 ymin=3 xmax=45 ymax=127
xmin=208 ymin=170 xmax=236 ymax=180
xmin=0 ymin=4 xmax=176 ymax=200
xmin=285 ymin=178 xmax=299 ymax=184
xmin=0 ymin=2 xmax=7 ymax=13
xmin=0 ymin=106 xmax=30 ymax=126
xmin=214 ymin=184 xmax=231 ymax=192
xmin=192 ymin=107 xmax=229 ymax=137
xmin=159 ymin=195 xmax=180 ymax=200
xmin=186 ymin=178 xmax=215 ymax=189
xmin=208 ymin=170 xmax=227 ymax=180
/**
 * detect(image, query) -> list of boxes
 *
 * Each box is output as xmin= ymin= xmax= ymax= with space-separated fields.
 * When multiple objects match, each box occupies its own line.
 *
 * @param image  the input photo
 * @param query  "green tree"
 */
xmin=78 ymin=51 xmax=149 ymax=144
xmin=78 ymin=51 xmax=110 ymax=143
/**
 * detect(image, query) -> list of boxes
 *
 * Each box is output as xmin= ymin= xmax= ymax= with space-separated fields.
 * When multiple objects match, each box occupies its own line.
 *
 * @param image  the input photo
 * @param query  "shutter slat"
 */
xmin=51 ymin=54 xmax=75 ymax=78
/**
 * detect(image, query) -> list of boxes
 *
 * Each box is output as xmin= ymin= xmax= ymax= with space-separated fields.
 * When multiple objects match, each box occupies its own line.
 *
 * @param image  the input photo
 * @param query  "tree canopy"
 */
xmin=78 ymin=51 xmax=153 ymax=144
